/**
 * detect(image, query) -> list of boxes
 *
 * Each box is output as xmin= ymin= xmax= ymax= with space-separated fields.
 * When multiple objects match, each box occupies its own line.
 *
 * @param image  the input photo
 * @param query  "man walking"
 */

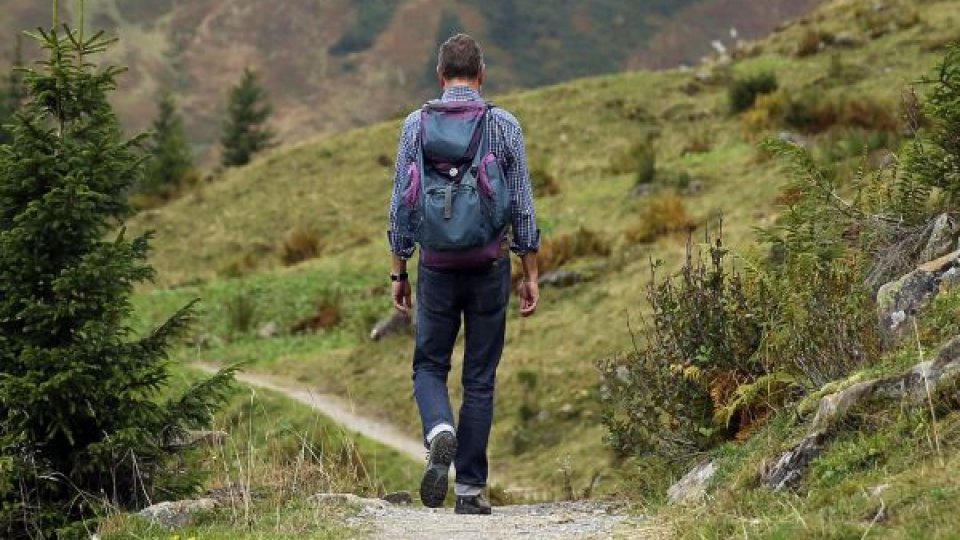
xmin=387 ymin=34 xmax=540 ymax=515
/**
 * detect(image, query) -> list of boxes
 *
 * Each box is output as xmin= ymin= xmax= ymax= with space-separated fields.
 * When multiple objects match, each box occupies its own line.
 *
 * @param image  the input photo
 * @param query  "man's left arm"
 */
xmin=502 ymin=117 xmax=540 ymax=317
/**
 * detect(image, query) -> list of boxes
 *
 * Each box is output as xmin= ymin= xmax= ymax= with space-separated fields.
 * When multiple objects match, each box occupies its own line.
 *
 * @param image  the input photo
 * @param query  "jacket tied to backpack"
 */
xmin=394 ymin=99 xmax=512 ymax=269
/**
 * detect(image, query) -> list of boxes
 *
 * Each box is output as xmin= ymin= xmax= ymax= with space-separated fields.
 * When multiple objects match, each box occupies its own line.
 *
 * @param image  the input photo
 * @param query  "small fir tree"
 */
xmin=140 ymin=92 xmax=193 ymax=199
xmin=220 ymin=68 xmax=274 ymax=167
xmin=0 ymin=20 xmax=234 ymax=539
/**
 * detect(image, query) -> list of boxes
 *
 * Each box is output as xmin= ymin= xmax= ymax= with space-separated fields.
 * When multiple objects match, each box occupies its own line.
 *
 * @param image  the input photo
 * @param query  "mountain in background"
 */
xmin=1 ymin=0 xmax=820 ymax=161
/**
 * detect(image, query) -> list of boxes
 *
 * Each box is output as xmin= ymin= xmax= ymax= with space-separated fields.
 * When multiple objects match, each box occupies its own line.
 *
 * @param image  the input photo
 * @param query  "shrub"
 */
xmin=224 ymin=289 xmax=260 ymax=338
xmin=728 ymin=72 xmax=779 ymax=114
xmin=529 ymin=161 xmax=561 ymax=197
xmin=280 ymin=226 xmax=323 ymax=266
xmin=742 ymin=90 xmax=791 ymax=134
xmin=796 ymin=29 xmax=825 ymax=57
xmin=625 ymin=193 xmax=696 ymax=244
xmin=291 ymin=295 xmax=343 ymax=334
xmin=610 ymin=138 xmax=657 ymax=181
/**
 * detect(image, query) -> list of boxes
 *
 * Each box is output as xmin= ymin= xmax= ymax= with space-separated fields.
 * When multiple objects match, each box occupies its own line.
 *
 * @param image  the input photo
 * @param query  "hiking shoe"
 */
xmin=455 ymin=493 xmax=492 ymax=515
xmin=420 ymin=431 xmax=456 ymax=508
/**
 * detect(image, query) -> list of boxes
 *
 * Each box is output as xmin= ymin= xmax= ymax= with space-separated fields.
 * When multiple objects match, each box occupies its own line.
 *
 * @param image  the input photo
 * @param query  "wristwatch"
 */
xmin=390 ymin=272 xmax=409 ymax=282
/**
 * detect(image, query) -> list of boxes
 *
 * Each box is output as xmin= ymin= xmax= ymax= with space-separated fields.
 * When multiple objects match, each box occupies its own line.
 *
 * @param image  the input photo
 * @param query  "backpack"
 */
xmin=395 ymin=99 xmax=512 ymax=269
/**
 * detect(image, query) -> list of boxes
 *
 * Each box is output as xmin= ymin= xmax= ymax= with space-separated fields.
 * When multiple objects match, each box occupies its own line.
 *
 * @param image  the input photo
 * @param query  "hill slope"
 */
xmin=2 ymin=0 xmax=819 ymax=159
xmin=127 ymin=0 xmax=960 ymax=498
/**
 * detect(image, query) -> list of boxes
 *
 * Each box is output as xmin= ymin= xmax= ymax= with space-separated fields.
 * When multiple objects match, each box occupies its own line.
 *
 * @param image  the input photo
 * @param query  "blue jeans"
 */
xmin=413 ymin=256 xmax=511 ymax=488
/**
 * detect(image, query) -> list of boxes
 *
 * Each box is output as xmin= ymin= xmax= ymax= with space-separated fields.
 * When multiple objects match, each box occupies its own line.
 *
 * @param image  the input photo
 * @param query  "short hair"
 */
xmin=437 ymin=33 xmax=484 ymax=80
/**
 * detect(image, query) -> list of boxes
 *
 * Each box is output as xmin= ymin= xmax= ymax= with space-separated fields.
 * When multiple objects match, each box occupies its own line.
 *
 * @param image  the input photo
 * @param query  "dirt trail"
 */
xmin=199 ymin=365 xmax=666 ymax=539
xmin=195 ymin=364 xmax=426 ymax=462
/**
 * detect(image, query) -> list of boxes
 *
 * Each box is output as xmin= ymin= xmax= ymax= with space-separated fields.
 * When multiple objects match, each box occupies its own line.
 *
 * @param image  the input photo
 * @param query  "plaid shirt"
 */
xmin=388 ymin=86 xmax=540 ymax=259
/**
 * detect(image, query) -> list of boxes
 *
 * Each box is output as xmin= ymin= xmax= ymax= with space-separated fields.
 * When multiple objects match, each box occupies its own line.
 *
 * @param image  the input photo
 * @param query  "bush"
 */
xmin=728 ymin=72 xmax=779 ymax=114
xmin=529 ymin=161 xmax=561 ymax=197
xmin=610 ymin=138 xmax=656 ymax=182
xmin=625 ymin=193 xmax=696 ymax=244
xmin=796 ymin=29 xmax=825 ymax=57
xmin=291 ymin=295 xmax=343 ymax=334
xmin=224 ymin=289 xmax=260 ymax=338
xmin=280 ymin=226 xmax=323 ymax=266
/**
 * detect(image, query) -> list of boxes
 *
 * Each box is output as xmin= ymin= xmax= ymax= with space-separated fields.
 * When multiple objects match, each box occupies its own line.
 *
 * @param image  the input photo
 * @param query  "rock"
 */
xmin=762 ymin=431 xmax=828 ymax=491
xmin=919 ymin=214 xmax=959 ymax=263
xmin=138 ymin=498 xmax=218 ymax=529
xmin=192 ymin=333 xmax=224 ymax=350
xmin=370 ymin=309 xmax=415 ymax=341
xmin=778 ymin=131 xmax=809 ymax=148
xmin=311 ymin=493 xmax=389 ymax=516
xmin=631 ymin=183 xmax=658 ymax=198
xmin=876 ymin=250 xmax=960 ymax=343
xmin=257 ymin=321 xmax=279 ymax=339
xmin=667 ymin=460 xmax=716 ymax=504
xmin=382 ymin=491 xmax=413 ymax=505
xmin=539 ymin=270 xmax=586 ymax=288
xmin=833 ymin=32 xmax=865 ymax=48
xmin=811 ymin=336 xmax=960 ymax=431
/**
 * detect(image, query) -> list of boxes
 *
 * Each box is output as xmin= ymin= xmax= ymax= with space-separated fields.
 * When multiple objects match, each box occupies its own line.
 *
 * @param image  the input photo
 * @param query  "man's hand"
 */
xmin=393 ymin=280 xmax=413 ymax=316
xmin=518 ymin=279 xmax=539 ymax=317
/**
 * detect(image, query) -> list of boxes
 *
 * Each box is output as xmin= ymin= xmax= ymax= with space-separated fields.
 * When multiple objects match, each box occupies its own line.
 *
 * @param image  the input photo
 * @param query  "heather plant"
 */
xmin=0 ymin=18 xmax=233 ymax=538
xmin=728 ymin=71 xmax=778 ymax=114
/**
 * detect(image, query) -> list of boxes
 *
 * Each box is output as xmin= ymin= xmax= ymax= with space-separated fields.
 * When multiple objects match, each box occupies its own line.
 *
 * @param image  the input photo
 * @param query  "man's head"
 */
xmin=437 ymin=33 xmax=484 ymax=88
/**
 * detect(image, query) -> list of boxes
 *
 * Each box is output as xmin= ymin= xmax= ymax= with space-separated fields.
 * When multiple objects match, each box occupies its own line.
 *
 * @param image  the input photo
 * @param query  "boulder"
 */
xmin=539 ymin=270 xmax=586 ymax=288
xmin=138 ymin=498 xmax=218 ymax=529
xmin=762 ymin=432 xmax=828 ymax=491
xmin=311 ymin=493 xmax=389 ymax=516
xmin=876 ymin=249 xmax=960 ymax=342
xmin=370 ymin=309 xmax=415 ymax=341
xmin=667 ymin=460 xmax=716 ymax=504
xmin=257 ymin=321 xmax=279 ymax=339
xmin=165 ymin=429 xmax=229 ymax=450
xmin=381 ymin=491 xmax=413 ymax=505
xmin=918 ymin=214 xmax=958 ymax=263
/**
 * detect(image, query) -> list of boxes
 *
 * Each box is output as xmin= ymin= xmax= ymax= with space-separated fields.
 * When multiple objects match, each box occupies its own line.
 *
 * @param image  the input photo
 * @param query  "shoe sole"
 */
xmin=420 ymin=434 xmax=456 ymax=508
xmin=454 ymin=506 xmax=492 ymax=515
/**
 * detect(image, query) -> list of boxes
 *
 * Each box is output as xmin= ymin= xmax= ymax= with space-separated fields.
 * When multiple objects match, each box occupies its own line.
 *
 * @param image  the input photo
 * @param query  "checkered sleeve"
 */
xmin=388 ymin=112 xmax=419 ymax=259
xmin=500 ymin=115 xmax=540 ymax=255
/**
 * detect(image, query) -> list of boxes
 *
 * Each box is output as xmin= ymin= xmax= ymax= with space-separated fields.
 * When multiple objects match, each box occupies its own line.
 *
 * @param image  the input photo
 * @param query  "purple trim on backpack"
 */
xmin=477 ymin=153 xmax=497 ymax=198
xmin=422 ymin=237 xmax=503 ymax=270
xmin=403 ymin=162 xmax=420 ymax=208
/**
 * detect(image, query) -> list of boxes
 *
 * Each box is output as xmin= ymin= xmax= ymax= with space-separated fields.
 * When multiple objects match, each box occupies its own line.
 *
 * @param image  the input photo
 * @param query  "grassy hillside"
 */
xmin=127 ymin=0 xmax=960 ymax=500
xmin=1 ymin=0 xmax=818 ymax=160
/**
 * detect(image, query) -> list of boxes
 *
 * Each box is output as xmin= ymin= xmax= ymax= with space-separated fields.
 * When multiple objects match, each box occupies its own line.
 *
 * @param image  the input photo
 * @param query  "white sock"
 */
xmin=426 ymin=423 xmax=455 ymax=444
xmin=455 ymin=484 xmax=482 ymax=497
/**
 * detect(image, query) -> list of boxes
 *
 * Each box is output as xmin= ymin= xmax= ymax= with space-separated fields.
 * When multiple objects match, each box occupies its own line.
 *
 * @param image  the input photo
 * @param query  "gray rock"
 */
xmin=138 ymin=498 xmax=218 ymax=529
xmin=876 ymin=250 xmax=960 ymax=343
xmin=919 ymin=214 xmax=958 ymax=263
xmin=382 ymin=491 xmax=413 ymax=505
xmin=311 ymin=493 xmax=390 ymax=517
xmin=539 ymin=270 xmax=586 ymax=288
xmin=667 ymin=460 xmax=716 ymax=504
xmin=370 ymin=309 xmax=415 ymax=341
xmin=833 ymin=32 xmax=865 ymax=48
xmin=778 ymin=131 xmax=809 ymax=148
xmin=257 ymin=321 xmax=279 ymax=339
xmin=762 ymin=432 xmax=828 ymax=491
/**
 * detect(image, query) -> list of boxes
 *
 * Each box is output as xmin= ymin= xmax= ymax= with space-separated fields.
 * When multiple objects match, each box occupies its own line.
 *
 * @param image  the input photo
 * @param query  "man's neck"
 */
xmin=443 ymin=78 xmax=481 ymax=92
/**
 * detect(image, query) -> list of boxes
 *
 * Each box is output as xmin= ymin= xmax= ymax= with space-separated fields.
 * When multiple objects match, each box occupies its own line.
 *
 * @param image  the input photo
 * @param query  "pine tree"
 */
xmin=0 ymin=19 xmax=234 ymax=539
xmin=0 ymin=36 xmax=25 ymax=145
xmin=220 ymin=68 xmax=274 ymax=168
xmin=140 ymin=92 xmax=193 ymax=199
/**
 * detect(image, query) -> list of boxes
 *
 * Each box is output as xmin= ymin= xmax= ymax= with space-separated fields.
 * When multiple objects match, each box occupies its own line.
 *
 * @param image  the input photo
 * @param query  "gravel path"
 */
xmin=350 ymin=500 xmax=662 ymax=540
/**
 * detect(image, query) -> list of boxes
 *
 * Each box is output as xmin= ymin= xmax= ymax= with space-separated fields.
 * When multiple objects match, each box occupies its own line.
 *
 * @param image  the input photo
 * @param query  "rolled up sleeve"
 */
xmin=502 ymin=120 xmax=540 ymax=255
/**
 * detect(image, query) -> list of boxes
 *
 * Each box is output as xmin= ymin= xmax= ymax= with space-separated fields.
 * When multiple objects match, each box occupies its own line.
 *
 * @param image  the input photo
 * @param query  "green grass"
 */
xmin=98 ymin=365 xmax=417 ymax=537
xmin=125 ymin=0 xmax=960 ymax=500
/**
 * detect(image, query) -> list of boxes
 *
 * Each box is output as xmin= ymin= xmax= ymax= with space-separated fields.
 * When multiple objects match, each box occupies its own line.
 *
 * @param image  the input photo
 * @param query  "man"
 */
xmin=387 ymin=33 xmax=540 ymax=515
